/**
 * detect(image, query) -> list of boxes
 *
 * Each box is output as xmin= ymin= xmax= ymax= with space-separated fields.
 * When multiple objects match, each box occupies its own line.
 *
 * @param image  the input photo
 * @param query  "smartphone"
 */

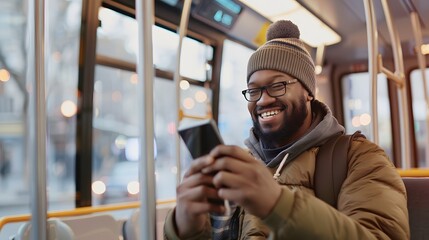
xmin=178 ymin=119 xmax=224 ymax=159
xmin=178 ymin=119 xmax=231 ymax=215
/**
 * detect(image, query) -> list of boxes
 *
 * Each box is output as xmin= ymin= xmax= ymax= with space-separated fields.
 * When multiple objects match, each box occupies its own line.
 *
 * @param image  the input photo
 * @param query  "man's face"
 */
xmin=247 ymin=70 xmax=312 ymax=147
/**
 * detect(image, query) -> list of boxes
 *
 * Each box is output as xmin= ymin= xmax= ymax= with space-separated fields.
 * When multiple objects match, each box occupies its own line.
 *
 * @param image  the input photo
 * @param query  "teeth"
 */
xmin=260 ymin=110 xmax=280 ymax=118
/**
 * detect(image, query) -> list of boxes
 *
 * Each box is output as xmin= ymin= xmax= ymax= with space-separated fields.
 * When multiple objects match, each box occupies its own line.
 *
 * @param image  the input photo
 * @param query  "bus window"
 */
xmin=97 ymin=7 xmax=212 ymax=82
xmin=97 ymin=8 xmax=137 ymax=64
xmin=410 ymin=68 xmax=429 ymax=168
xmin=0 ymin=71 xmax=28 ymax=217
xmin=91 ymin=66 xmax=189 ymax=203
xmin=91 ymin=66 xmax=140 ymax=205
xmin=92 ymin=69 xmax=207 ymax=203
xmin=341 ymin=72 xmax=393 ymax=161
xmin=0 ymin=0 xmax=81 ymax=219
xmin=179 ymin=37 xmax=214 ymax=82
xmin=218 ymin=39 xmax=253 ymax=147
xmin=94 ymin=8 xmax=214 ymax=203
xmin=179 ymin=81 xmax=212 ymax=118
xmin=153 ymin=26 xmax=213 ymax=82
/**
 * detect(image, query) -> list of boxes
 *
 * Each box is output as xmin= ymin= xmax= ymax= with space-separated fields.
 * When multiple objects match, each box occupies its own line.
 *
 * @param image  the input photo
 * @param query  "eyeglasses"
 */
xmin=241 ymin=79 xmax=298 ymax=102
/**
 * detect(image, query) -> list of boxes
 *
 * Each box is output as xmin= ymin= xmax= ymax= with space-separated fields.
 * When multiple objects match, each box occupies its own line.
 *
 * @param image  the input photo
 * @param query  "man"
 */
xmin=164 ymin=20 xmax=409 ymax=239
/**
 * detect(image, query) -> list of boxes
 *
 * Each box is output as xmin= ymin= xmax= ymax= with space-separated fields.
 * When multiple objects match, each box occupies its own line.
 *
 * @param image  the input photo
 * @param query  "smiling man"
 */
xmin=164 ymin=20 xmax=409 ymax=239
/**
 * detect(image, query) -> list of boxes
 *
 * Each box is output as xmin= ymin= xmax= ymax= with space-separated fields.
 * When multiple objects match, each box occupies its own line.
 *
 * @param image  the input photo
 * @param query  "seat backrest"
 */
xmin=402 ymin=177 xmax=429 ymax=240
xmin=60 ymin=213 xmax=120 ymax=240
xmin=123 ymin=203 xmax=175 ymax=240
xmin=13 ymin=218 xmax=74 ymax=240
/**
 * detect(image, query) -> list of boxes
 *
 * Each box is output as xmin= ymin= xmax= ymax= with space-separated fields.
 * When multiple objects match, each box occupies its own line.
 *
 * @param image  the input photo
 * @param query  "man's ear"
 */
xmin=307 ymin=95 xmax=314 ymax=101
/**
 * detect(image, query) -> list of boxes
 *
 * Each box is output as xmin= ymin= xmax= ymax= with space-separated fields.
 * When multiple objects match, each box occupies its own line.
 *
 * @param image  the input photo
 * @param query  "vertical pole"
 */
xmin=174 ymin=0 xmax=193 ymax=185
xmin=28 ymin=0 xmax=48 ymax=239
xmin=363 ymin=0 xmax=379 ymax=144
xmin=136 ymin=0 xmax=156 ymax=239
xmin=381 ymin=0 xmax=411 ymax=168
xmin=75 ymin=0 xmax=100 ymax=208
xmin=410 ymin=12 xmax=429 ymax=167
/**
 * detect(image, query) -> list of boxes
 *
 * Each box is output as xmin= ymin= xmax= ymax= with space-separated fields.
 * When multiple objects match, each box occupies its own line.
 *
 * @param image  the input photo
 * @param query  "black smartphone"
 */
xmin=178 ymin=119 xmax=224 ymax=159
xmin=178 ymin=119 xmax=230 ymax=215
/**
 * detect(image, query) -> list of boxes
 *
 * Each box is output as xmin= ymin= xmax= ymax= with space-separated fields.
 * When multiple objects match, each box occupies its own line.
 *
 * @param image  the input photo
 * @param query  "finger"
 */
xmin=184 ymin=155 xmax=215 ymax=177
xmin=216 ymin=187 xmax=243 ymax=204
xmin=211 ymin=170 xmax=249 ymax=190
xmin=179 ymin=172 xmax=215 ymax=190
xmin=210 ymin=145 xmax=256 ymax=164
xmin=177 ymin=184 xmax=227 ymax=214
xmin=202 ymin=155 xmax=257 ymax=175
xmin=178 ymin=183 xmax=219 ymax=200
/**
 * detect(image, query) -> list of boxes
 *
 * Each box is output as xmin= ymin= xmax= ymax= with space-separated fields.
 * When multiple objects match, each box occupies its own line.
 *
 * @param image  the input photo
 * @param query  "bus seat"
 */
xmin=402 ymin=177 xmax=429 ymax=240
xmin=123 ymin=203 xmax=175 ymax=240
xmin=123 ymin=209 xmax=139 ymax=240
xmin=60 ymin=213 xmax=120 ymax=240
xmin=12 ymin=218 xmax=74 ymax=240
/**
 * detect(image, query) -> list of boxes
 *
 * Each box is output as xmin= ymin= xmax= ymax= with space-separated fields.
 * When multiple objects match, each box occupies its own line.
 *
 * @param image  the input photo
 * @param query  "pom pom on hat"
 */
xmin=266 ymin=20 xmax=300 ymax=41
xmin=247 ymin=20 xmax=316 ymax=97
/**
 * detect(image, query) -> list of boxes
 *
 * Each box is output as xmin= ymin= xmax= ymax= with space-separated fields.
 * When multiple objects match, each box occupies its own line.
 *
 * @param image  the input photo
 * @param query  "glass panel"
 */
xmin=97 ymin=7 xmax=138 ymax=64
xmin=45 ymin=0 xmax=82 ymax=212
xmin=95 ymin=8 xmax=215 ymax=203
xmin=152 ymin=26 xmax=177 ymax=72
xmin=0 ymin=0 xmax=29 ymax=222
xmin=410 ymin=68 xmax=429 ymax=168
xmin=218 ymin=39 xmax=254 ymax=147
xmin=341 ymin=72 xmax=393 ymax=161
xmin=91 ymin=65 xmax=211 ymax=203
xmin=180 ymin=81 xmax=213 ymax=118
xmin=92 ymin=66 xmax=140 ymax=205
xmin=97 ymin=8 xmax=213 ymax=81
xmin=153 ymin=28 xmax=213 ymax=81
xmin=0 ymin=1 xmax=81 ymax=238
xmin=180 ymin=38 xmax=213 ymax=81
xmin=153 ymin=78 xmax=212 ymax=196
xmin=0 ymin=72 xmax=26 ymax=217
xmin=153 ymin=78 xmax=178 ymax=199
xmin=155 ymin=78 xmax=212 ymax=197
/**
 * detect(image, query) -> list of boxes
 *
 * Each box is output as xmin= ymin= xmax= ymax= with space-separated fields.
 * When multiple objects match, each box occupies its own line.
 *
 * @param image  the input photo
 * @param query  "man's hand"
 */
xmin=174 ymin=155 xmax=225 ymax=238
xmin=203 ymin=145 xmax=282 ymax=219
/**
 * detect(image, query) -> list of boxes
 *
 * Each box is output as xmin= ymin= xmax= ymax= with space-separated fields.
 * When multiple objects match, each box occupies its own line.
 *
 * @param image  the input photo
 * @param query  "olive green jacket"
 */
xmin=163 ymin=137 xmax=409 ymax=239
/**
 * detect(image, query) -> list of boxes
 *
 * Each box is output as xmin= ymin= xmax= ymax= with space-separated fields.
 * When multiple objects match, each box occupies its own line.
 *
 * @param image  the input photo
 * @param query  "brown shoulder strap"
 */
xmin=314 ymin=131 xmax=363 ymax=208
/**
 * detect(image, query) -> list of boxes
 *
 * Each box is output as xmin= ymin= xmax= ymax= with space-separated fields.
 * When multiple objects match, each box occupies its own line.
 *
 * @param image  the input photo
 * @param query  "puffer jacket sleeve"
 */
xmin=163 ymin=208 xmax=212 ymax=240
xmin=240 ymin=209 xmax=271 ymax=239
xmin=262 ymin=137 xmax=410 ymax=240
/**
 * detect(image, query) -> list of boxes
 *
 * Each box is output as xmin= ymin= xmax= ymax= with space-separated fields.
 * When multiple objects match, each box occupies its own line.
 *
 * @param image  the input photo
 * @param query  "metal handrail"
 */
xmin=0 ymin=199 xmax=176 ymax=231
xmin=28 ymin=0 xmax=48 ymax=239
xmin=179 ymin=109 xmax=212 ymax=121
xmin=364 ymin=0 xmax=411 ymax=168
xmin=174 ymin=0 xmax=193 ymax=186
xmin=380 ymin=0 xmax=411 ymax=169
xmin=363 ymin=0 xmax=379 ymax=145
xmin=136 ymin=0 xmax=156 ymax=239
xmin=377 ymin=56 xmax=404 ymax=87
xmin=397 ymin=168 xmax=429 ymax=177
xmin=410 ymin=11 xmax=429 ymax=167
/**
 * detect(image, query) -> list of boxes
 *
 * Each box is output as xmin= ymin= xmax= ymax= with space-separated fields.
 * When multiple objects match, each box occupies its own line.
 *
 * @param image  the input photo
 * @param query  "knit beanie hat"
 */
xmin=247 ymin=20 xmax=316 ymax=96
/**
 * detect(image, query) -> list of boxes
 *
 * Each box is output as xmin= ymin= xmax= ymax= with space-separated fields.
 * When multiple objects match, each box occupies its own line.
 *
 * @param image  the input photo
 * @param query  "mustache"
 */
xmin=254 ymin=102 xmax=287 ymax=113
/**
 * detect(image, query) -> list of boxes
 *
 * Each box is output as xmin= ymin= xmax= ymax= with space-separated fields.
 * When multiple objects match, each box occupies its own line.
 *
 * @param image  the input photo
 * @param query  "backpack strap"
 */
xmin=314 ymin=131 xmax=363 ymax=208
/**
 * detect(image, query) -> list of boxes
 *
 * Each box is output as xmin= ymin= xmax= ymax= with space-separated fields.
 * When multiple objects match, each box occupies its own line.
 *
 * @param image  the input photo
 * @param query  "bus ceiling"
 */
xmin=125 ymin=0 xmax=429 ymax=65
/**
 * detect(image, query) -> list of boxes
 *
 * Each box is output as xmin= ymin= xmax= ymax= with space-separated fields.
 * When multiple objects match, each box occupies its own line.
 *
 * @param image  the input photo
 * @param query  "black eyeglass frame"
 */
xmin=241 ymin=79 xmax=298 ymax=102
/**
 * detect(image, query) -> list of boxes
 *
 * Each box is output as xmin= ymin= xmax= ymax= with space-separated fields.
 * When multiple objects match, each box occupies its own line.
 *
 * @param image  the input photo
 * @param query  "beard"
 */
xmin=252 ymin=96 xmax=308 ymax=147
